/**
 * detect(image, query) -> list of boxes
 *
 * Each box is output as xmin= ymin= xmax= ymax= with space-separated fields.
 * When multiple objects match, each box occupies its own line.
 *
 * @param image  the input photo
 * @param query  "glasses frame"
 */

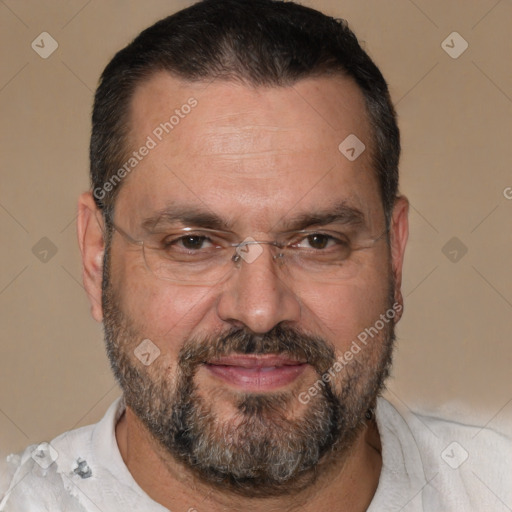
xmin=107 ymin=219 xmax=389 ymax=284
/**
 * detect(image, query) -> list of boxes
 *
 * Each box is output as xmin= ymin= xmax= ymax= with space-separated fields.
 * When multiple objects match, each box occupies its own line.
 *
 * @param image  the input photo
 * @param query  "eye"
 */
xmin=304 ymin=233 xmax=333 ymax=250
xmin=180 ymin=235 xmax=211 ymax=250
xmin=296 ymin=233 xmax=342 ymax=250
xmin=288 ymin=231 xmax=353 ymax=263
xmin=163 ymin=234 xmax=216 ymax=252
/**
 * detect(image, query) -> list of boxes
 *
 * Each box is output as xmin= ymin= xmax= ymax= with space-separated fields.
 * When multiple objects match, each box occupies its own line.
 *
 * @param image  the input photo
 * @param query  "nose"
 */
xmin=216 ymin=245 xmax=301 ymax=333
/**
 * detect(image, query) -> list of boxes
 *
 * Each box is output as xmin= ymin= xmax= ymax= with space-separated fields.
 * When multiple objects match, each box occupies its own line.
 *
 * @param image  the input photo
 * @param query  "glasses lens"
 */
xmin=139 ymin=229 xmax=385 ymax=285
xmin=141 ymin=239 xmax=233 ymax=284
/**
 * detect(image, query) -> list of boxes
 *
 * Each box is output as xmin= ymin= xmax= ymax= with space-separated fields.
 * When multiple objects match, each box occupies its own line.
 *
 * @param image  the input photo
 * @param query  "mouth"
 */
xmin=204 ymin=354 xmax=309 ymax=391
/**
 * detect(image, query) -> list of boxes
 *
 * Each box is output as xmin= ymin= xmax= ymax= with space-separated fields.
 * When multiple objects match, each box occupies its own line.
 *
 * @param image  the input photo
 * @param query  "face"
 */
xmin=93 ymin=73 xmax=407 ymax=496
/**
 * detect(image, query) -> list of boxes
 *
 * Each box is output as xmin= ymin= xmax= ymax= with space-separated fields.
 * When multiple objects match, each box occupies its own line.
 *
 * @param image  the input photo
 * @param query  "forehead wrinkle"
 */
xmin=189 ymin=126 xmax=309 ymax=159
xmin=195 ymin=150 xmax=301 ymax=160
xmin=201 ymin=120 xmax=288 ymax=130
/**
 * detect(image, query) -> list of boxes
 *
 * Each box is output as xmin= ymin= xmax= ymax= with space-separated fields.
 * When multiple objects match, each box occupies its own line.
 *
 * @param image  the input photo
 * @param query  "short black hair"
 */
xmin=90 ymin=0 xmax=400 ymax=222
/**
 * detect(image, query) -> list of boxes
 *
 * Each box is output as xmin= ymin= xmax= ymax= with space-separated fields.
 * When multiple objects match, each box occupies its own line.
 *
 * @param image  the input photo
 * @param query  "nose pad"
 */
xmin=232 ymin=241 xmax=287 ymax=269
xmin=217 ymin=242 xmax=302 ymax=333
xmin=232 ymin=238 xmax=267 ymax=266
xmin=273 ymin=252 xmax=285 ymax=265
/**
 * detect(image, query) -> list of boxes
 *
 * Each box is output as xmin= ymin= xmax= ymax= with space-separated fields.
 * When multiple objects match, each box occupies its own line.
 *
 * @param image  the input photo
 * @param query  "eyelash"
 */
xmin=161 ymin=232 xmax=351 ymax=251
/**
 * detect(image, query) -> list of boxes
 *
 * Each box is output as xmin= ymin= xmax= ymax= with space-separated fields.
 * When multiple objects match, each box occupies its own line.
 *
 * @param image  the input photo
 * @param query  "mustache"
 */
xmin=178 ymin=324 xmax=336 ymax=375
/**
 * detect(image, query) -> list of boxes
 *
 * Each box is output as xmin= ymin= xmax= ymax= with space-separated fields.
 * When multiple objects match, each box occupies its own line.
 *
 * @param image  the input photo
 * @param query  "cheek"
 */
xmin=299 ymin=252 xmax=392 ymax=351
xmin=110 ymin=250 xmax=218 ymax=347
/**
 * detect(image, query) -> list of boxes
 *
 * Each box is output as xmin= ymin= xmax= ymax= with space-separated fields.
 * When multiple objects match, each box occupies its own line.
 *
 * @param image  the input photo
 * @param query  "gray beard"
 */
xmin=102 ymin=253 xmax=395 ymax=497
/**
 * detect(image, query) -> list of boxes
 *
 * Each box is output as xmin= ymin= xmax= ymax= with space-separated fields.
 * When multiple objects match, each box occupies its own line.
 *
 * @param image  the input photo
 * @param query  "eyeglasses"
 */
xmin=110 ymin=221 xmax=388 ymax=286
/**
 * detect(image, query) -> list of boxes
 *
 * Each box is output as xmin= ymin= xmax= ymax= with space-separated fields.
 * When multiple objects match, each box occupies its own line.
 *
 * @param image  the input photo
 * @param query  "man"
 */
xmin=1 ymin=0 xmax=510 ymax=510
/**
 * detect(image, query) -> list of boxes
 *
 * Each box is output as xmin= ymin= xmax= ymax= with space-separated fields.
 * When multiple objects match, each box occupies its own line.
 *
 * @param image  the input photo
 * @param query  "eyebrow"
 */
xmin=141 ymin=206 xmax=231 ymax=232
xmin=279 ymin=202 xmax=366 ymax=231
xmin=140 ymin=201 xmax=366 ymax=233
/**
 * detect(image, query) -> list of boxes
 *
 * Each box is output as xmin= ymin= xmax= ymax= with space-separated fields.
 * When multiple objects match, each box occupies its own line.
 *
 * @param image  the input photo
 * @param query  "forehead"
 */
xmin=115 ymin=72 xmax=383 ymax=231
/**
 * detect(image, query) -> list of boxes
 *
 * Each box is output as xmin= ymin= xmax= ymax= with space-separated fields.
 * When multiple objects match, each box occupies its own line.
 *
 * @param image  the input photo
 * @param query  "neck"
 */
xmin=115 ymin=406 xmax=382 ymax=512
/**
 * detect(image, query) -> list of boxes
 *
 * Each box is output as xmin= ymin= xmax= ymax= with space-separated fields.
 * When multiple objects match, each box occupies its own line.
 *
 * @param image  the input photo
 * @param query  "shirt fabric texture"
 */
xmin=1 ymin=397 xmax=510 ymax=511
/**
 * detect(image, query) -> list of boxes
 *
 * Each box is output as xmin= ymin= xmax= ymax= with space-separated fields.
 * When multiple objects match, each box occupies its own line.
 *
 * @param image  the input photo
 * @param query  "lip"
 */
xmin=204 ymin=354 xmax=308 ymax=391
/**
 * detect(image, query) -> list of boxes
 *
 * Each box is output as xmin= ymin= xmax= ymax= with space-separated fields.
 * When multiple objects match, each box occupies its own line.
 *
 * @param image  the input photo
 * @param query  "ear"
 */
xmin=77 ymin=192 xmax=105 ymax=322
xmin=388 ymin=196 xmax=409 ymax=320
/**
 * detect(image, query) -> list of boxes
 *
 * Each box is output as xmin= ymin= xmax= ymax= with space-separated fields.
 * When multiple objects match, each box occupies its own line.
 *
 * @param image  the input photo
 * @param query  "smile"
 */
xmin=205 ymin=354 xmax=308 ymax=391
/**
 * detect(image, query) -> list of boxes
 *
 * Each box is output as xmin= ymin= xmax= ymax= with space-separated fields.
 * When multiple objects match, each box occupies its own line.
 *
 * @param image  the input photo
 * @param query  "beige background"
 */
xmin=1 ymin=0 xmax=511 ymax=458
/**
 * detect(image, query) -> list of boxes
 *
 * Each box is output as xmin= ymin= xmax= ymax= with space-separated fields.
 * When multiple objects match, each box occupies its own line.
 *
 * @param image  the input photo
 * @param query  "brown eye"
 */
xmin=292 ymin=232 xmax=351 ymax=260
xmin=181 ymin=235 xmax=208 ymax=250
xmin=306 ymin=234 xmax=331 ymax=250
xmin=162 ymin=234 xmax=215 ymax=252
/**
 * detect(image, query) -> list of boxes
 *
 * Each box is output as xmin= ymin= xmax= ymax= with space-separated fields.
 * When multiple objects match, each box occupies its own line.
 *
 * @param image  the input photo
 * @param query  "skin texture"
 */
xmin=78 ymin=73 xmax=409 ymax=511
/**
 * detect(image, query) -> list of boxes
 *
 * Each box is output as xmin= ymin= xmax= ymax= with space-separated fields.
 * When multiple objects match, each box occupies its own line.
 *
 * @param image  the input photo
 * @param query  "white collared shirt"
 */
xmin=1 ymin=397 xmax=510 ymax=511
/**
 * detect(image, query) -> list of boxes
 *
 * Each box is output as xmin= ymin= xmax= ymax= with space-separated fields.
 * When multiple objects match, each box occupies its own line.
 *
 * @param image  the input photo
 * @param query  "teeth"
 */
xmin=260 ymin=366 xmax=277 ymax=372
